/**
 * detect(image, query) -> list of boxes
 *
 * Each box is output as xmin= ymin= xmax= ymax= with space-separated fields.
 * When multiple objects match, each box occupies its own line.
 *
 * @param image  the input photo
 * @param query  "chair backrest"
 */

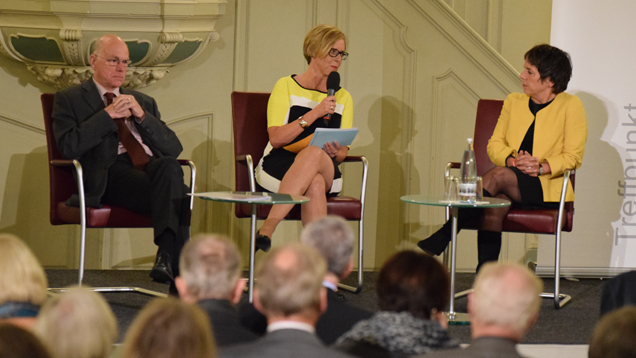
xmin=42 ymin=93 xmax=76 ymax=225
xmin=231 ymin=92 xmax=271 ymax=192
xmin=472 ymin=99 xmax=502 ymax=177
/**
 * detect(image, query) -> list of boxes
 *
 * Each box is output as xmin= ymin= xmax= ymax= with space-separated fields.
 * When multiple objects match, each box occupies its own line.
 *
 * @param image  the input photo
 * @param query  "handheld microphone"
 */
xmin=324 ymin=71 xmax=340 ymax=126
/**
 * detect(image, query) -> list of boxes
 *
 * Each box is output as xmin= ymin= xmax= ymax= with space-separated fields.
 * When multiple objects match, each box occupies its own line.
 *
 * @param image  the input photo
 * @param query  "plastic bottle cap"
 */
xmin=467 ymin=138 xmax=473 ymax=143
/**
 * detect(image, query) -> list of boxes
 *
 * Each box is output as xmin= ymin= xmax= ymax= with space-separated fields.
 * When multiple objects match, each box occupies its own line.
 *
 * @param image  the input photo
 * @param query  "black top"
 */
xmin=519 ymin=98 xmax=554 ymax=154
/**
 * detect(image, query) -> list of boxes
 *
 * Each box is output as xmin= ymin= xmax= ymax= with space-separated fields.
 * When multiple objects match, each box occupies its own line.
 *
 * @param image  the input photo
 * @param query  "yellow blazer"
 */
xmin=487 ymin=92 xmax=588 ymax=202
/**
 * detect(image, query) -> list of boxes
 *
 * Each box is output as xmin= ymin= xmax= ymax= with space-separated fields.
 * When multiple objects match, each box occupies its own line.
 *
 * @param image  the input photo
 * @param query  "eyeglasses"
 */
xmin=328 ymin=48 xmax=349 ymax=60
xmin=95 ymin=55 xmax=131 ymax=67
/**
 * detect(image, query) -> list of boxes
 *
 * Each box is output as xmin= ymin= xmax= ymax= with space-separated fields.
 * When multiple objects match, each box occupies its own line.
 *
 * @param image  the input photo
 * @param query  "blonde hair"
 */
xmin=0 ymin=234 xmax=48 ymax=305
xmin=180 ymin=234 xmax=241 ymax=300
xmin=122 ymin=298 xmax=216 ymax=358
xmin=471 ymin=262 xmax=543 ymax=335
xmin=303 ymin=24 xmax=346 ymax=64
xmin=34 ymin=287 xmax=117 ymax=358
xmin=256 ymin=244 xmax=326 ymax=317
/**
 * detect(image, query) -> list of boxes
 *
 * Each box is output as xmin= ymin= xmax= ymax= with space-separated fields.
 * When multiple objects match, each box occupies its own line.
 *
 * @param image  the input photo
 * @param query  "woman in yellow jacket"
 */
xmin=418 ymin=44 xmax=588 ymax=271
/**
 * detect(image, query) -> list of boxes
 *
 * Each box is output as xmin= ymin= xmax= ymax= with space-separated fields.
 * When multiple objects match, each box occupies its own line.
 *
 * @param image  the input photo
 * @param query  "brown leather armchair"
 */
xmin=42 ymin=93 xmax=196 ymax=296
xmin=231 ymin=91 xmax=368 ymax=293
xmin=445 ymin=99 xmax=575 ymax=308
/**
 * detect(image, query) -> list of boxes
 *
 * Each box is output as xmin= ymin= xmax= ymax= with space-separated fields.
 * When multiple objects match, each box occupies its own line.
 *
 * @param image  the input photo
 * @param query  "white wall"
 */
xmin=540 ymin=0 xmax=631 ymax=275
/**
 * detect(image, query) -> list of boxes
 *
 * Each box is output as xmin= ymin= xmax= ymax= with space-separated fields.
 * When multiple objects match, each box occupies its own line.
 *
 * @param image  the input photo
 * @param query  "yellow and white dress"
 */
xmin=255 ymin=75 xmax=353 ymax=194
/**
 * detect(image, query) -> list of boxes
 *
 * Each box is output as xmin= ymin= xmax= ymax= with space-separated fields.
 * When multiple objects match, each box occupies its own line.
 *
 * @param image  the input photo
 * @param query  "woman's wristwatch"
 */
xmin=298 ymin=116 xmax=308 ymax=128
xmin=538 ymin=164 xmax=544 ymax=176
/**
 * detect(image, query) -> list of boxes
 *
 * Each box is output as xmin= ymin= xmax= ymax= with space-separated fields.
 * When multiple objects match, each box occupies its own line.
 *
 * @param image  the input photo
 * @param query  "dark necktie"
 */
xmin=105 ymin=92 xmax=149 ymax=170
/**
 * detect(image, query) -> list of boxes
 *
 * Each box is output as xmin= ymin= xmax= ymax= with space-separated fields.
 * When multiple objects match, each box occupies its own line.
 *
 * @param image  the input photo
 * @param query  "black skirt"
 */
xmin=510 ymin=167 xmax=559 ymax=209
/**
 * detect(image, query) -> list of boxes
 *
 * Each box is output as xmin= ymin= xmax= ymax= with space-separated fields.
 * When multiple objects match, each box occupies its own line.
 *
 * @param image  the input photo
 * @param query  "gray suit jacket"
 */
xmin=219 ymin=328 xmax=353 ymax=358
xmin=422 ymin=337 xmax=524 ymax=358
xmin=52 ymin=79 xmax=182 ymax=207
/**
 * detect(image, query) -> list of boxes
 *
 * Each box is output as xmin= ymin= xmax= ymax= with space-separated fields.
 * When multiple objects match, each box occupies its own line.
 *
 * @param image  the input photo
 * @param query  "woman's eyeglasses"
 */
xmin=328 ymin=48 xmax=349 ymax=60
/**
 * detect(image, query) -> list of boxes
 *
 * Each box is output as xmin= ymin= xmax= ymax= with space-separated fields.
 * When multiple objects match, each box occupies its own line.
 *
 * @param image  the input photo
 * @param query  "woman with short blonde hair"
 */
xmin=0 ymin=234 xmax=48 ymax=329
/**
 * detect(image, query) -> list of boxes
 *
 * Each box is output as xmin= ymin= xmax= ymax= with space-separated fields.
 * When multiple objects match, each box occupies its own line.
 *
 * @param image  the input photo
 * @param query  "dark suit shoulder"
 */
xmin=317 ymin=289 xmax=373 ymax=345
xmin=197 ymin=299 xmax=258 ymax=347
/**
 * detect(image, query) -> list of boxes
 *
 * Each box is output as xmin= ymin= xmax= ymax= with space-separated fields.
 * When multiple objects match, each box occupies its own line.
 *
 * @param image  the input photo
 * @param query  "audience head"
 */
xmin=176 ymin=234 xmax=244 ymax=304
xmin=376 ymin=250 xmax=449 ymax=321
xmin=589 ymin=305 xmax=636 ymax=358
xmin=0 ymin=234 xmax=48 ymax=328
xmin=524 ymin=44 xmax=572 ymax=94
xmin=34 ymin=287 xmax=117 ymax=358
xmin=0 ymin=323 xmax=52 ymax=358
xmin=122 ymin=297 xmax=216 ymax=358
xmin=300 ymin=215 xmax=354 ymax=279
xmin=254 ymin=243 xmax=327 ymax=320
xmin=303 ymin=24 xmax=347 ymax=65
xmin=469 ymin=262 xmax=543 ymax=341
xmin=90 ymin=34 xmax=129 ymax=91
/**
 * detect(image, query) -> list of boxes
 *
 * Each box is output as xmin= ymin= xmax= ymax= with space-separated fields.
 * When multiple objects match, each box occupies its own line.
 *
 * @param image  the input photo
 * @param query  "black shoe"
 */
xmin=417 ymin=230 xmax=452 ymax=256
xmin=150 ymin=252 xmax=174 ymax=284
xmin=255 ymin=231 xmax=272 ymax=253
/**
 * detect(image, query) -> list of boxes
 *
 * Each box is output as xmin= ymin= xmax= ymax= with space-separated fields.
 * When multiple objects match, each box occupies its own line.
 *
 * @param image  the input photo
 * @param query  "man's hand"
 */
xmin=106 ymin=94 xmax=145 ymax=120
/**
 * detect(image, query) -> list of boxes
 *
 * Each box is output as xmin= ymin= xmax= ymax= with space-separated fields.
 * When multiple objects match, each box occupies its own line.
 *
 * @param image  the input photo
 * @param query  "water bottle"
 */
xmin=458 ymin=138 xmax=477 ymax=203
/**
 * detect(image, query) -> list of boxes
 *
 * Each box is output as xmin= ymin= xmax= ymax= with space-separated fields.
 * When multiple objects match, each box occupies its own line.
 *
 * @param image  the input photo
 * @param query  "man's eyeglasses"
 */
xmin=328 ymin=48 xmax=349 ymax=60
xmin=95 ymin=55 xmax=131 ymax=67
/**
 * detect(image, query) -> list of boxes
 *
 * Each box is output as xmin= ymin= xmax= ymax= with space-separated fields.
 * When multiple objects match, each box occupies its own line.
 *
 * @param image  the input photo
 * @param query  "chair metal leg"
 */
xmin=248 ymin=204 xmax=257 ymax=303
xmin=538 ymin=170 xmax=572 ymax=309
xmin=338 ymin=156 xmax=368 ymax=294
xmin=338 ymin=218 xmax=364 ymax=293
xmin=49 ymin=286 xmax=167 ymax=298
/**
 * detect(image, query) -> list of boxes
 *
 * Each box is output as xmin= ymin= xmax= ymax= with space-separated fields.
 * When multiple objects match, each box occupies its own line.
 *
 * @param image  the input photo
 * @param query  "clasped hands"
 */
xmin=106 ymin=94 xmax=145 ymax=121
xmin=512 ymin=150 xmax=541 ymax=177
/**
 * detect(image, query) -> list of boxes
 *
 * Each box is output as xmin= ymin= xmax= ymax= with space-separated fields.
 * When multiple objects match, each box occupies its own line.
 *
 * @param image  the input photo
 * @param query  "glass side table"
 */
xmin=193 ymin=191 xmax=309 ymax=302
xmin=401 ymin=195 xmax=510 ymax=324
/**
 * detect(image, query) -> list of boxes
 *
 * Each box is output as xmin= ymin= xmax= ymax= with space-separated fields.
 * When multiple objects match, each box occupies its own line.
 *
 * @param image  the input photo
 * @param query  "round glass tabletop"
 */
xmin=191 ymin=191 xmax=309 ymax=205
xmin=400 ymin=195 xmax=510 ymax=208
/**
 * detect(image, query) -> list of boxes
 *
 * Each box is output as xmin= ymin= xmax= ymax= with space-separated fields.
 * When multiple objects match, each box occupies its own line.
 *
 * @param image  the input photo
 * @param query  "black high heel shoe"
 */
xmin=255 ymin=230 xmax=272 ymax=253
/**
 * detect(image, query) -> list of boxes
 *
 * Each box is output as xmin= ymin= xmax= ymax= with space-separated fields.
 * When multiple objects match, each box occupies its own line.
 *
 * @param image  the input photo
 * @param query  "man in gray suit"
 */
xmin=424 ymin=262 xmax=543 ymax=358
xmin=176 ymin=234 xmax=258 ymax=347
xmin=52 ymin=34 xmax=190 ymax=285
xmin=221 ymin=243 xmax=352 ymax=358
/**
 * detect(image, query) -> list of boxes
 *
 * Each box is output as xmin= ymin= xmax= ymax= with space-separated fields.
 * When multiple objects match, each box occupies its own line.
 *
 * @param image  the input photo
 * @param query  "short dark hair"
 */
xmin=376 ymin=250 xmax=449 ymax=320
xmin=525 ymin=44 xmax=572 ymax=95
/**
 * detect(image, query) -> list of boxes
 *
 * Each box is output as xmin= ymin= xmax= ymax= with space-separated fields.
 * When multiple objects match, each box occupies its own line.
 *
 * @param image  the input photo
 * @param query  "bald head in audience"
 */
xmin=254 ymin=243 xmax=327 ymax=323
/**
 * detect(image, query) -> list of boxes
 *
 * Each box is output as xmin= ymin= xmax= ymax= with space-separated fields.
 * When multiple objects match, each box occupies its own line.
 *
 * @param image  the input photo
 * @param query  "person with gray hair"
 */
xmin=221 ymin=244 xmax=352 ymax=358
xmin=423 ymin=262 xmax=543 ymax=358
xmin=175 ymin=234 xmax=257 ymax=346
xmin=300 ymin=215 xmax=372 ymax=344
xmin=34 ymin=287 xmax=117 ymax=358
xmin=240 ymin=216 xmax=372 ymax=344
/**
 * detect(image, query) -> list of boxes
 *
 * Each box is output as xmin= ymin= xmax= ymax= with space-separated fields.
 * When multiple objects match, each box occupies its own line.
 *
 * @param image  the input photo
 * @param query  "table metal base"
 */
xmin=447 ymin=311 xmax=471 ymax=325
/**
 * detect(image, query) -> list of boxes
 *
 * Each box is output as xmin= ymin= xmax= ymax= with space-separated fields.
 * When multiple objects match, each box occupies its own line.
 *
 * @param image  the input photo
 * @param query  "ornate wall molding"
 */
xmin=409 ymin=0 xmax=520 ymax=92
xmin=0 ymin=0 xmax=227 ymax=89
xmin=0 ymin=113 xmax=45 ymax=135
